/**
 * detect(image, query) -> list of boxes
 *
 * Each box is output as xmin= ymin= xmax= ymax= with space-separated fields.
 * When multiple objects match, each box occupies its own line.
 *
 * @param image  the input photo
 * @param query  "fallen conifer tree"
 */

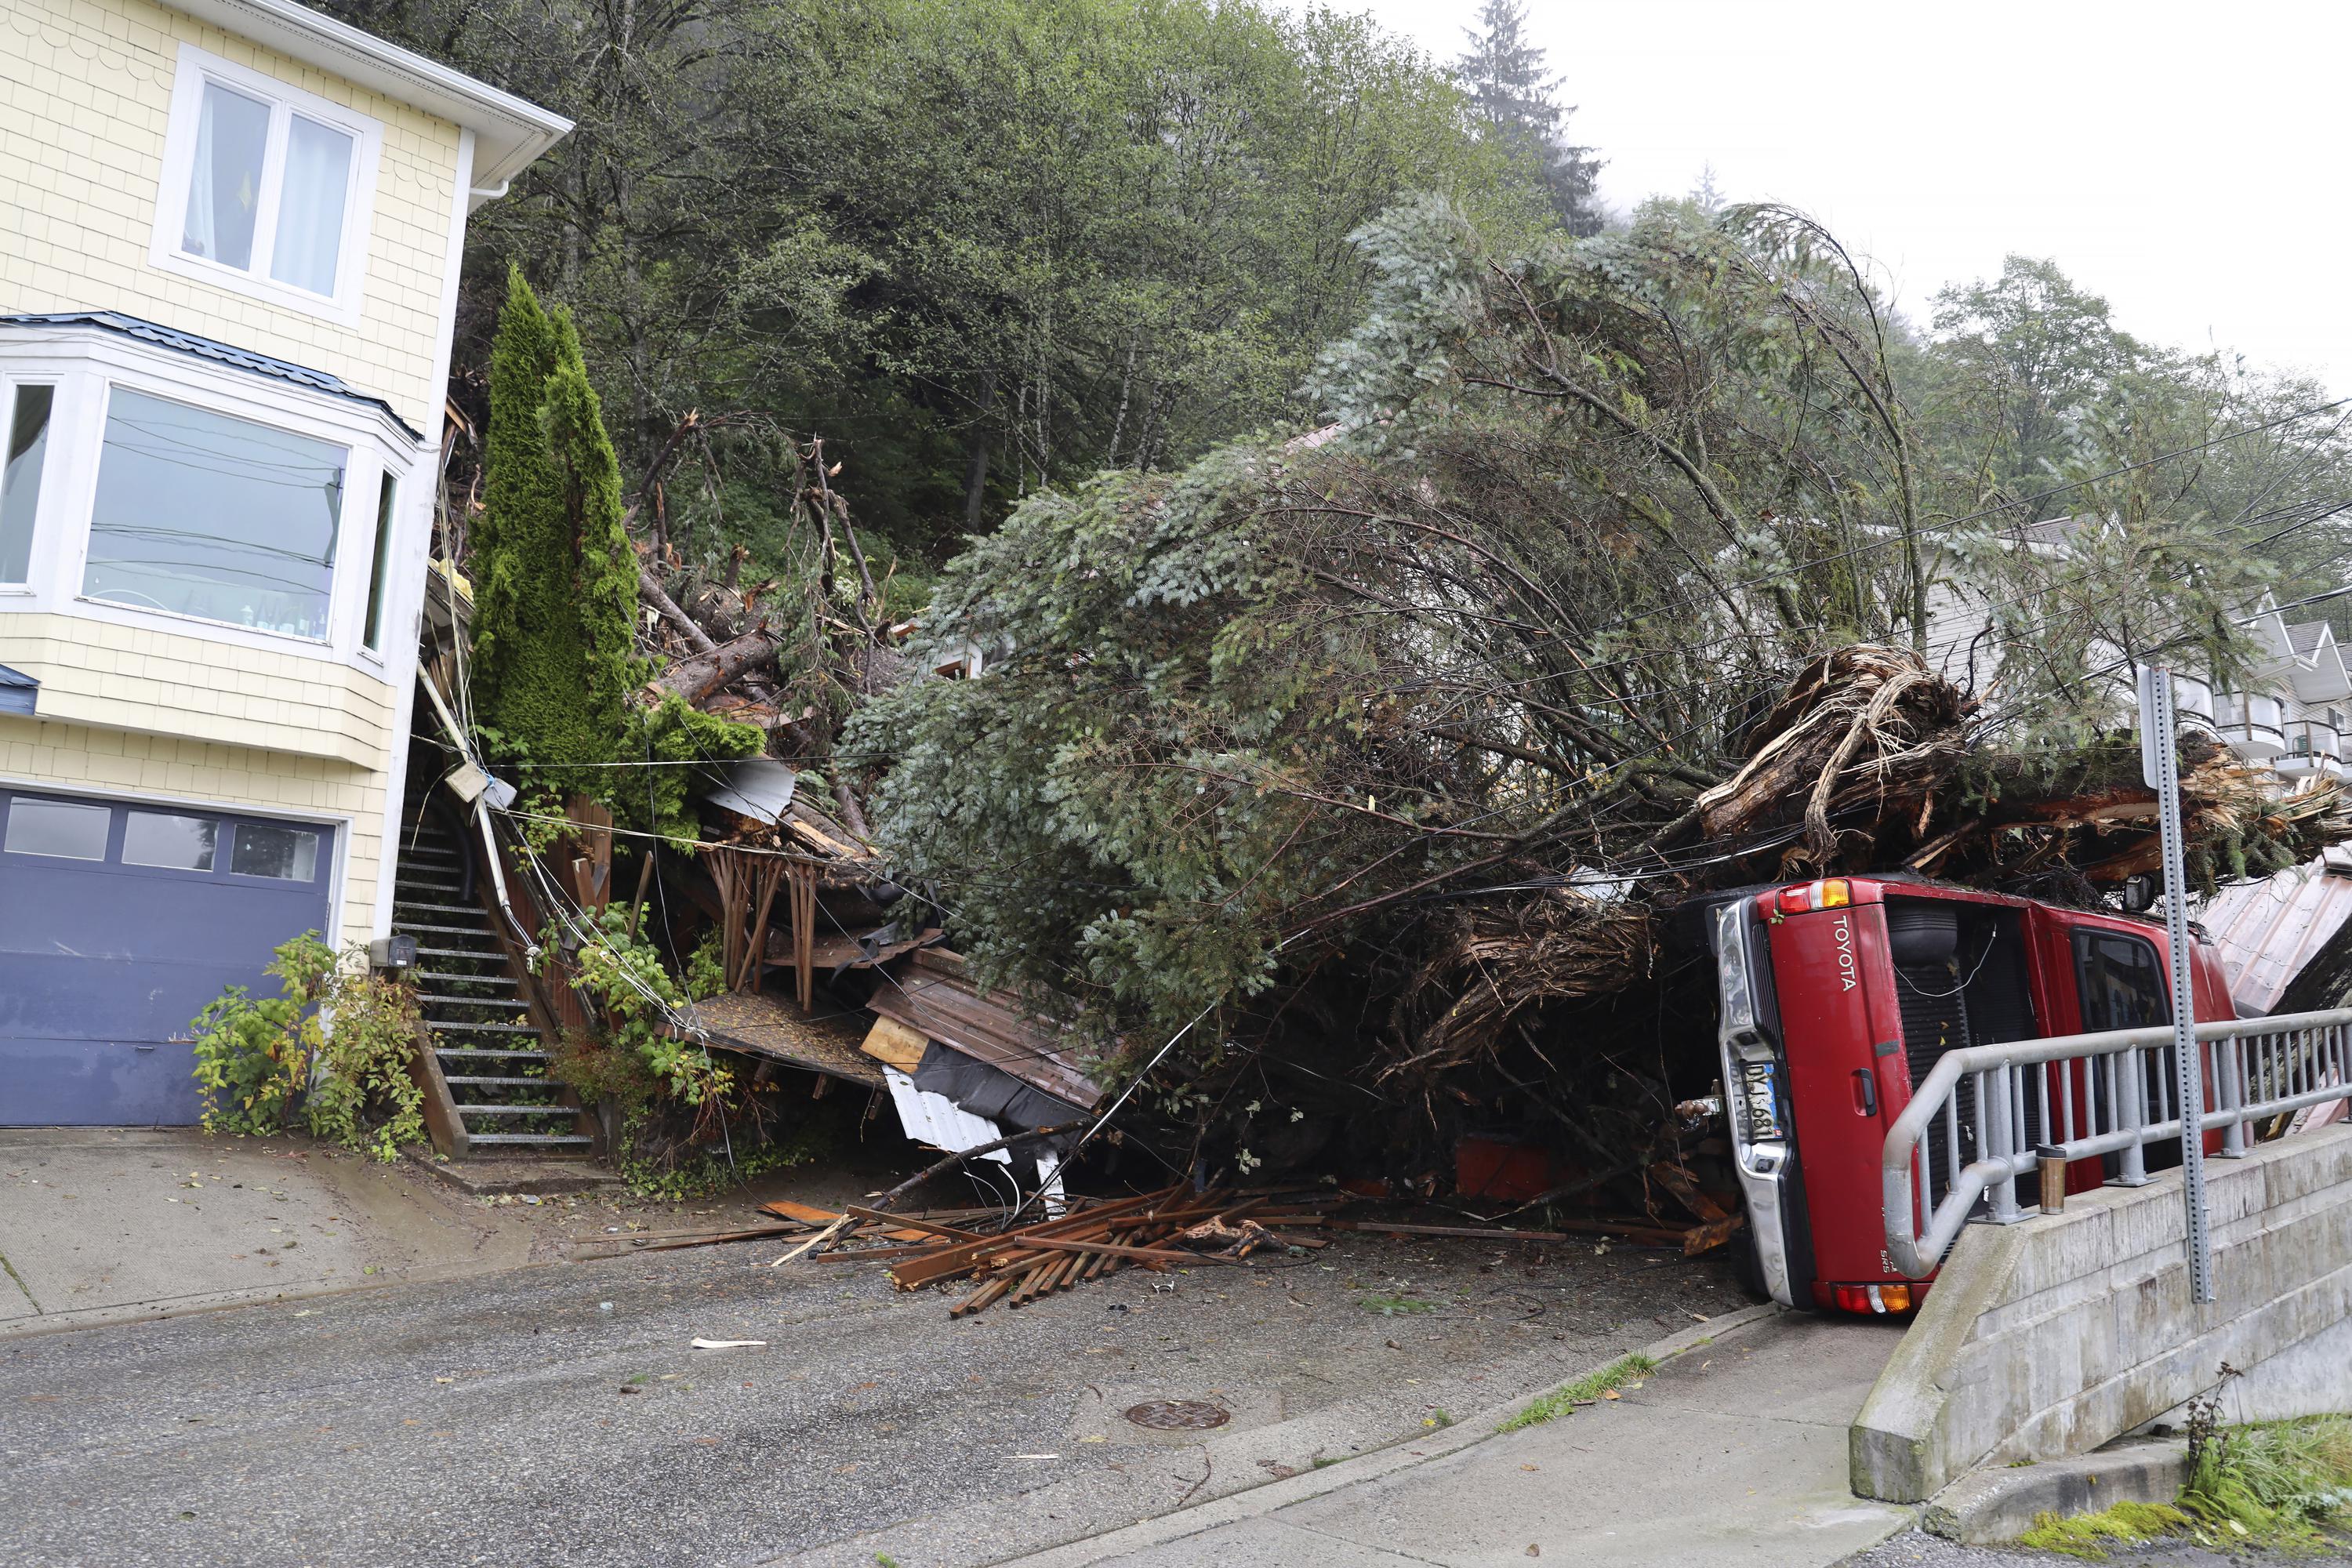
xmin=844 ymin=198 xmax=2352 ymax=1174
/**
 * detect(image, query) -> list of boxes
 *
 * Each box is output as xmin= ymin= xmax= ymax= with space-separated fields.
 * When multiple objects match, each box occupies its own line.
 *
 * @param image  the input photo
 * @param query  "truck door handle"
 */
xmin=1853 ymin=1069 xmax=1878 ymax=1116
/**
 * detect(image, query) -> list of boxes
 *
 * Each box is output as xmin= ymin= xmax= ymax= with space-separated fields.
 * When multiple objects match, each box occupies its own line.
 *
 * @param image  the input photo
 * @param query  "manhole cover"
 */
xmin=1124 ymin=1399 xmax=1231 ymax=1431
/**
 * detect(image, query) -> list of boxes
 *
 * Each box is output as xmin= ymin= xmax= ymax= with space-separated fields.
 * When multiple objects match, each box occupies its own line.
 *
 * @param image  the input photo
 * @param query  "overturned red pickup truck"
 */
xmin=1696 ymin=876 xmax=2236 ymax=1315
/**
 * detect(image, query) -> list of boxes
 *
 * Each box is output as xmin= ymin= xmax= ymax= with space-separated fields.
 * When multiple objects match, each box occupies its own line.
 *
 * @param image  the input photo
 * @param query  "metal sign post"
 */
xmin=2137 ymin=664 xmax=2216 ymax=1305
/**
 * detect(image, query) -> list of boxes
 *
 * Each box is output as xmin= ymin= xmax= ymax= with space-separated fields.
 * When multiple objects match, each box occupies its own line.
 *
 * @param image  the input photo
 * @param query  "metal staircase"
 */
xmin=392 ymin=810 xmax=591 ymax=1152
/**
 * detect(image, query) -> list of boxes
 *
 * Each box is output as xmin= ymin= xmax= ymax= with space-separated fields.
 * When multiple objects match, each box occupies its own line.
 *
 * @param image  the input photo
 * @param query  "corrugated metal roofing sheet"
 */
xmin=0 ymin=311 xmax=423 ymax=441
xmin=2198 ymin=847 xmax=2352 ymax=1014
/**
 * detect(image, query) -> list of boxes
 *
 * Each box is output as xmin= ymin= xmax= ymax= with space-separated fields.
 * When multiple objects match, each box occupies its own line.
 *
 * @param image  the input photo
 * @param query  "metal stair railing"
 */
xmin=1883 ymin=1006 xmax=2352 ymax=1278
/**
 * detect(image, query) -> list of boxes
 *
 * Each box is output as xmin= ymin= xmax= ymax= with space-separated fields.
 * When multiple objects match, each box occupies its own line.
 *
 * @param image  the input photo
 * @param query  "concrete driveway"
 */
xmin=0 ymin=1129 xmax=532 ymax=1333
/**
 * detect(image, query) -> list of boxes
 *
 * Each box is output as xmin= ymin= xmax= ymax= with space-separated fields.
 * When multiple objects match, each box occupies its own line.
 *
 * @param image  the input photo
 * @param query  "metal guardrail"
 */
xmin=1882 ymin=1007 xmax=2352 ymax=1278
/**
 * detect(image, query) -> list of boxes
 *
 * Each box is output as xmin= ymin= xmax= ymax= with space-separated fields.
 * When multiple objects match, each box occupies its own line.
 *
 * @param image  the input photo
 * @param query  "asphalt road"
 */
xmin=0 ymin=1221 xmax=1749 ymax=1567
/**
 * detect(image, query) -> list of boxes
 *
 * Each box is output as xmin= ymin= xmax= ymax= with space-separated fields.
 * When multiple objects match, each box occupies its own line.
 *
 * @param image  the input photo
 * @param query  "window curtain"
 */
xmin=270 ymin=115 xmax=352 ymax=297
xmin=180 ymin=87 xmax=218 ymax=260
xmin=181 ymin=84 xmax=267 ymax=270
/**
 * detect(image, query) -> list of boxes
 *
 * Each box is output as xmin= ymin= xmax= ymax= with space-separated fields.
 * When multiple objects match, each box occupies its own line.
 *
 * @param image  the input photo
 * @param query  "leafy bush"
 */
xmin=191 ymin=934 xmax=336 ymax=1137
xmin=306 ymin=968 xmax=428 ymax=1161
xmin=540 ymin=906 xmax=734 ymax=1119
xmin=190 ymin=935 xmax=426 ymax=1159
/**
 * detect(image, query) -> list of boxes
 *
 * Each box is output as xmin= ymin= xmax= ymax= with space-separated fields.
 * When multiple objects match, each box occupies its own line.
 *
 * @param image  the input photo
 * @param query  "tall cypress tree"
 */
xmin=471 ymin=267 xmax=642 ymax=794
xmin=472 ymin=266 xmax=763 ymax=836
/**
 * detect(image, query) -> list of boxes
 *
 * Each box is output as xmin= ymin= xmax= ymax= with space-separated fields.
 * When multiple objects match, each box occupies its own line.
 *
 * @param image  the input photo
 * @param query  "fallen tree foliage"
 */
xmin=848 ymin=199 xmax=2350 ymax=1167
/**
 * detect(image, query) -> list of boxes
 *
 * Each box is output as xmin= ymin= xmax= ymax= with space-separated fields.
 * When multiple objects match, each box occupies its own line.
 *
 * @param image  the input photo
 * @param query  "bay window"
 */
xmin=0 ymin=317 xmax=419 ymax=673
xmin=84 ymin=390 xmax=347 ymax=640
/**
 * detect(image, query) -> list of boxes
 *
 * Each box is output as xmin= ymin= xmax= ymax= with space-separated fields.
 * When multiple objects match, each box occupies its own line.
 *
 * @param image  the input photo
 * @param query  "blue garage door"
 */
xmin=0 ymin=789 xmax=335 ymax=1126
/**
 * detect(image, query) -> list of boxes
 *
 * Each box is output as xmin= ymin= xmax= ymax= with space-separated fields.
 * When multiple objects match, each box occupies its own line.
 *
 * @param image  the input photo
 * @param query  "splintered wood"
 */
xmin=757 ymin=1185 xmax=1330 ymax=1318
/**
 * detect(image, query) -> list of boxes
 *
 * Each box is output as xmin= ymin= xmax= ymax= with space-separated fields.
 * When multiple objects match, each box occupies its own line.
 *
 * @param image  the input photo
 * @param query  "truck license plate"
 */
xmin=1740 ymin=1062 xmax=1782 ymax=1142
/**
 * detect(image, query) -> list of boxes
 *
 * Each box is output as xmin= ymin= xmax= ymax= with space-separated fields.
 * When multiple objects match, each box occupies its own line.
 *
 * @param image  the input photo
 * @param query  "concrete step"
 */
xmin=467 ymin=1133 xmax=594 ymax=1147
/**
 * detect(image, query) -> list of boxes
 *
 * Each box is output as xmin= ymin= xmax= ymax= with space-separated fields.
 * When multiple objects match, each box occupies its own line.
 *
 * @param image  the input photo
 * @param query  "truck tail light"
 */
xmin=1831 ymin=1283 xmax=1912 ymax=1315
xmin=1775 ymin=879 xmax=1852 ymax=914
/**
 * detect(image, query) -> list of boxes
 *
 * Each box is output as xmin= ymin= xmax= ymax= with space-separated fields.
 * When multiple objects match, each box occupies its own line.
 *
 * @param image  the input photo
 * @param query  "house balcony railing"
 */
xmin=2278 ymin=721 xmax=2347 ymax=780
xmin=2216 ymin=692 xmax=2287 ymax=759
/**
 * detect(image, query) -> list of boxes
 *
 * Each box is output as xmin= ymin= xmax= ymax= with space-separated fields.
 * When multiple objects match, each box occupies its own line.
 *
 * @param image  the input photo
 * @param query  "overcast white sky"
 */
xmin=1348 ymin=1 xmax=2348 ymax=395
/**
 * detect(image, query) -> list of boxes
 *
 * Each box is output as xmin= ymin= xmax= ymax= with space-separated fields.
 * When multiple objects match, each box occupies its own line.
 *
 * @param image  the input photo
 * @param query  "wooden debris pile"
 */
xmin=740 ymin=1177 xmax=1762 ymax=1318
xmin=754 ymin=1185 xmax=1338 ymax=1318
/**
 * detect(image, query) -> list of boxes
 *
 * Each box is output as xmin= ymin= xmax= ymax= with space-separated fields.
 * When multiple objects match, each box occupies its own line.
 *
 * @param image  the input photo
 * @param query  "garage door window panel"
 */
xmin=83 ymin=388 xmax=346 ymax=641
xmin=3 ymin=798 xmax=111 ymax=860
xmin=230 ymin=822 xmax=320 ymax=882
xmin=122 ymin=811 xmax=219 ymax=872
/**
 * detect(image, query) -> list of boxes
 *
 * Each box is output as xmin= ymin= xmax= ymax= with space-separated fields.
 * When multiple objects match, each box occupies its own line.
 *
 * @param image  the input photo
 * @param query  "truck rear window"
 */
xmin=2075 ymin=931 xmax=2169 ymax=1031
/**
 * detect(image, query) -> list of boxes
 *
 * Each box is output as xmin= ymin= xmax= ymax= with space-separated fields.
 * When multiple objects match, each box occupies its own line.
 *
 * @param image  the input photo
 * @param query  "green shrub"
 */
xmin=190 ymin=935 xmax=426 ymax=1159
xmin=305 ymin=968 xmax=428 ymax=1161
xmin=541 ymin=906 xmax=733 ymax=1116
xmin=2181 ymin=1414 xmax=2352 ymax=1548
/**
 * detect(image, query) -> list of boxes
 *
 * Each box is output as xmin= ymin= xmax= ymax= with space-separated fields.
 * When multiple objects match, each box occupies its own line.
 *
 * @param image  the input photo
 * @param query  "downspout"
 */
xmin=416 ymin=672 xmax=540 ymax=965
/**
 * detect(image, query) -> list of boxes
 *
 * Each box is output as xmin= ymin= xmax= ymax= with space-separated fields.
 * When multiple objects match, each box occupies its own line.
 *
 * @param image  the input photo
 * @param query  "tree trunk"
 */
xmin=639 ymin=563 xmax=718 ymax=655
xmin=963 ymin=372 xmax=995 ymax=529
xmin=649 ymin=629 xmax=775 ymax=705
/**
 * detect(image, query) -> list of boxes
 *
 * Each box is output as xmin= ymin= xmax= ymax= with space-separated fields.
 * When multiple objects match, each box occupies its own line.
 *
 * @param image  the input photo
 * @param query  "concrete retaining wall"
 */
xmin=1850 ymin=1124 xmax=2352 ymax=1502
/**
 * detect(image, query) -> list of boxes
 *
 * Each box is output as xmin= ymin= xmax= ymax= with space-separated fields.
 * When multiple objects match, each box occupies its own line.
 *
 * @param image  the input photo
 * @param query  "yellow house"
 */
xmin=0 ymin=0 xmax=566 ymax=1123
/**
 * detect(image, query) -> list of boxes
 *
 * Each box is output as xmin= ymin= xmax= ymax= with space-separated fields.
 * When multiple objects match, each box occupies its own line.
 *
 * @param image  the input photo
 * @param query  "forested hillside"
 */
xmin=329 ymin=0 xmax=1563 ymax=560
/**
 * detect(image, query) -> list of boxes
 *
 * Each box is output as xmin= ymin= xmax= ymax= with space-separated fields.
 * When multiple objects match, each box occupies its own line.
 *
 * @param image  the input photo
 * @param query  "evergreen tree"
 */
xmin=472 ymin=266 xmax=761 ymax=835
xmin=1457 ymin=0 xmax=1602 ymax=237
xmin=471 ymin=268 xmax=650 ymax=797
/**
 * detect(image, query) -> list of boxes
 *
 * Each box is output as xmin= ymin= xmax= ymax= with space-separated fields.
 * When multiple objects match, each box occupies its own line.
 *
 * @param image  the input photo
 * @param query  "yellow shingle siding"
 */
xmin=0 ymin=0 xmax=463 ymax=437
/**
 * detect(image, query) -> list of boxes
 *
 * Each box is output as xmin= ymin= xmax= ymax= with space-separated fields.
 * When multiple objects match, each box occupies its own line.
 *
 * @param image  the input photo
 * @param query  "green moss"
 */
xmin=1497 ymin=1352 xmax=1657 ymax=1432
xmin=2016 ymin=1501 xmax=2190 ymax=1559
xmin=639 ymin=692 xmax=763 ymax=845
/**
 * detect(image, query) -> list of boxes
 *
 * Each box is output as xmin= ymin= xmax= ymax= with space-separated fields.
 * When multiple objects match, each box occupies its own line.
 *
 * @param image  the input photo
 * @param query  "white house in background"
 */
xmin=0 ymin=0 xmax=567 ymax=1125
xmin=1915 ymin=516 xmax=2352 ymax=782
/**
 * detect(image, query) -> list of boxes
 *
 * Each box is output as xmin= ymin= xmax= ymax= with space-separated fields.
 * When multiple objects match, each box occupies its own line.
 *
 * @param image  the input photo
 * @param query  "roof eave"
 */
xmin=162 ymin=0 xmax=570 ymax=190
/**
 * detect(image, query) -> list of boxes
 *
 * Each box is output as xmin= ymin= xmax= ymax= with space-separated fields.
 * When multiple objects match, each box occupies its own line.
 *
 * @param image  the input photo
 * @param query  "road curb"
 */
xmin=984 ymin=1299 xmax=1788 ymax=1568
xmin=1923 ymin=1438 xmax=2190 ymax=1545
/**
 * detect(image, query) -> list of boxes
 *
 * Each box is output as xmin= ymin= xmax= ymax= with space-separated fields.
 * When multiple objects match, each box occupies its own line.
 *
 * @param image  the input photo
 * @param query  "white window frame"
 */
xmin=0 ymin=325 xmax=426 ymax=677
xmin=150 ymin=45 xmax=384 ymax=327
